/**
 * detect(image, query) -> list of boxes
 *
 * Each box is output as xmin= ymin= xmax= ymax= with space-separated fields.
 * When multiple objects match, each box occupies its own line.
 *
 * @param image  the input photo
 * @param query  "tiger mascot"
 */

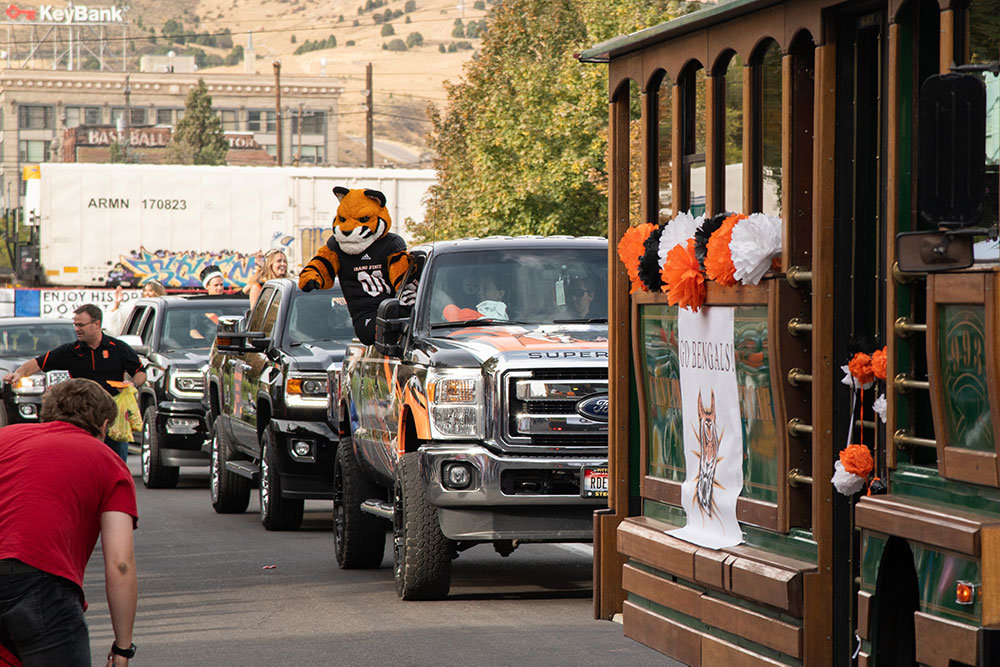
xmin=299 ymin=187 xmax=410 ymax=345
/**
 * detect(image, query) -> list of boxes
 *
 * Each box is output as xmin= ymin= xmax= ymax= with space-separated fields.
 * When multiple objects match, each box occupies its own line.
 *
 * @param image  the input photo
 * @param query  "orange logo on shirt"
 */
xmin=103 ymin=350 xmax=109 ymax=358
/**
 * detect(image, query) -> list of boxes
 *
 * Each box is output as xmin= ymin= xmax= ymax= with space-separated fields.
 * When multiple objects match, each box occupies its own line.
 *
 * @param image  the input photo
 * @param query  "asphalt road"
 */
xmin=82 ymin=460 xmax=677 ymax=666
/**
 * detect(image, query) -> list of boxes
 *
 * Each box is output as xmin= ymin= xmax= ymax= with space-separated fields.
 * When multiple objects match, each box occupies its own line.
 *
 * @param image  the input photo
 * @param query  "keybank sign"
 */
xmin=5 ymin=4 xmax=126 ymax=23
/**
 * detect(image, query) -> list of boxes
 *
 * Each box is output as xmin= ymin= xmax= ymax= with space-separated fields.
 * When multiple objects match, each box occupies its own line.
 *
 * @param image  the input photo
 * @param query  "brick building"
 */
xmin=0 ymin=68 xmax=342 ymax=206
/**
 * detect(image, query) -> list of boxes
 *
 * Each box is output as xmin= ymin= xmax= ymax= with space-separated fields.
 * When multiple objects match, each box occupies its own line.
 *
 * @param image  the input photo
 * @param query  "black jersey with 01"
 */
xmin=329 ymin=232 xmax=407 ymax=343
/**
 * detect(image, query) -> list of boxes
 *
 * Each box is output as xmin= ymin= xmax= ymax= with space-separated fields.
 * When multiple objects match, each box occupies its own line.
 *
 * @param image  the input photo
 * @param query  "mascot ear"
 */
xmin=364 ymin=189 xmax=387 ymax=208
xmin=333 ymin=186 xmax=350 ymax=202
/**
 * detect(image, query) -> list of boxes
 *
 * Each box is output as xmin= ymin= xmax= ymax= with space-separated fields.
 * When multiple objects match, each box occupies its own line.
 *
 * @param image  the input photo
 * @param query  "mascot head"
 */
xmin=332 ymin=187 xmax=392 ymax=255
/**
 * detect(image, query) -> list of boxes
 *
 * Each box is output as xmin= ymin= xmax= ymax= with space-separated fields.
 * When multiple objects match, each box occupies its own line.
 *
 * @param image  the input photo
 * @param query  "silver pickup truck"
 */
xmin=332 ymin=236 xmax=610 ymax=600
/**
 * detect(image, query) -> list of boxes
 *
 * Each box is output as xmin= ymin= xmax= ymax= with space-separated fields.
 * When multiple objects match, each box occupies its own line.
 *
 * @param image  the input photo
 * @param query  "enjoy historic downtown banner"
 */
xmin=667 ymin=306 xmax=745 ymax=549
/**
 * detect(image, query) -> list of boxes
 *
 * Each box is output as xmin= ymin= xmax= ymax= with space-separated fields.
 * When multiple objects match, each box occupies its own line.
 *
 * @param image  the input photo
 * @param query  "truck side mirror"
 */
xmin=917 ymin=73 xmax=986 ymax=229
xmin=896 ymin=72 xmax=992 ymax=273
xmin=896 ymin=229 xmax=975 ymax=273
xmin=375 ymin=298 xmax=408 ymax=357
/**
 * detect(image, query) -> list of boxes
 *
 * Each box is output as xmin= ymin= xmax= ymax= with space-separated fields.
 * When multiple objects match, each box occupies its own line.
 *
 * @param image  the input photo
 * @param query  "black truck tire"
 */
xmin=333 ymin=436 xmax=386 ymax=568
xmin=259 ymin=428 xmax=304 ymax=531
xmin=211 ymin=416 xmax=251 ymax=514
xmin=141 ymin=407 xmax=179 ymax=489
xmin=393 ymin=452 xmax=451 ymax=600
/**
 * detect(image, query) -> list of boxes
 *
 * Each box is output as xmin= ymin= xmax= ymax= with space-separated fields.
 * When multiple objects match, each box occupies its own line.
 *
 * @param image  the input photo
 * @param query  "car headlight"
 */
xmin=285 ymin=372 xmax=329 ymax=409
xmin=169 ymin=371 xmax=205 ymax=399
xmin=427 ymin=369 xmax=483 ymax=439
xmin=13 ymin=373 xmax=46 ymax=395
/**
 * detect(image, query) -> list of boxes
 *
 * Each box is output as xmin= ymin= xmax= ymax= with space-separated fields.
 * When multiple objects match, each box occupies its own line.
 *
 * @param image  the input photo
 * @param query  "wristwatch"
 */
xmin=111 ymin=642 xmax=137 ymax=659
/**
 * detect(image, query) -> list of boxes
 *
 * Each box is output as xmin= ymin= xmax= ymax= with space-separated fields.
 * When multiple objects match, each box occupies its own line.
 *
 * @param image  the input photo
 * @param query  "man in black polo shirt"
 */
xmin=3 ymin=304 xmax=146 ymax=462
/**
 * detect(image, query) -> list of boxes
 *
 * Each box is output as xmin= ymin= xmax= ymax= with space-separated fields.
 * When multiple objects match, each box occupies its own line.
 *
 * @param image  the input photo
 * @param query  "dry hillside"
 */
xmin=126 ymin=0 xmax=494 ymax=165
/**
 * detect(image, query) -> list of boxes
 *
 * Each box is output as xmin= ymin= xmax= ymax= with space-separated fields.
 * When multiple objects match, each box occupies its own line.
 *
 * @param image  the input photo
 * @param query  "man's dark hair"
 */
xmin=41 ymin=378 xmax=117 ymax=436
xmin=74 ymin=303 xmax=104 ymax=323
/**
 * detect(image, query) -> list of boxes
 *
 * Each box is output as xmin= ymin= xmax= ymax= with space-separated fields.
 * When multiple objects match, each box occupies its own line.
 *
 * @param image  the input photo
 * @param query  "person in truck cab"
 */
xmin=475 ymin=271 xmax=509 ymax=320
xmin=557 ymin=278 xmax=595 ymax=320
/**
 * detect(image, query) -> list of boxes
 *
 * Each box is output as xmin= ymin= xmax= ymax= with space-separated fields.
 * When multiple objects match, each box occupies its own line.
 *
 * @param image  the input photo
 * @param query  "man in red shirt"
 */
xmin=0 ymin=379 xmax=138 ymax=667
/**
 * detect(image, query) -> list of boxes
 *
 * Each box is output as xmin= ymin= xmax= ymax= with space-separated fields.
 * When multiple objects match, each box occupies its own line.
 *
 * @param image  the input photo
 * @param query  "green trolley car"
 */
xmin=579 ymin=0 xmax=998 ymax=664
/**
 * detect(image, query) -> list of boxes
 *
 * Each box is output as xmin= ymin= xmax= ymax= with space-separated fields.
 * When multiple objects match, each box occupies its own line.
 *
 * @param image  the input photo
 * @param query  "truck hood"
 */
xmin=423 ymin=323 xmax=608 ymax=367
xmin=150 ymin=349 xmax=211 ymax=370
xmin=284 ymin=343 xmax=346 ymax=371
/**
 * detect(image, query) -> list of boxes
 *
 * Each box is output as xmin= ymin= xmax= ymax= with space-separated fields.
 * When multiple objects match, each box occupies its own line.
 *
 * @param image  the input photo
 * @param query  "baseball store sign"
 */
xmin=5 ymin=4 xmax=126 ymax=23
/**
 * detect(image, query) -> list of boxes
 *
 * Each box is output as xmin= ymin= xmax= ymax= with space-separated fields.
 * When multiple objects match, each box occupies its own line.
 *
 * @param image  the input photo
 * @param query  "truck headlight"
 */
xmin=169 ymin=371 xmax=205 ymax=399
xmin=285 ymin=373 xmax=329 ymax=409
xmin=427 ymin=370 xmax=483 ymax=439
xmin=13 ymin=373 xmax=46 ymax=395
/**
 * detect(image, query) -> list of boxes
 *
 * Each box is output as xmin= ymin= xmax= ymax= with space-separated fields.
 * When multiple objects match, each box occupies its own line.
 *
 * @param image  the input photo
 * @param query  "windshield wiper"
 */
xmin=430 ymin=318 xmax=529 ymax=329
xmin=551 ymin=318 xmax=608 ymax=324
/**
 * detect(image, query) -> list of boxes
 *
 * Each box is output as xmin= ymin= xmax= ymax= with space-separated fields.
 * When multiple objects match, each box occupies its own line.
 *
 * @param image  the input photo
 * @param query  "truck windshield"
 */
xmin=162 ymin=305 xmax=250 ymax=350
xmin=426 ymin=247 xmax=608 ymax=327
xmin=0 ymin=322 xmax=76 ymax=357
xmin=287 ymin=291 xmax=356 ymax=347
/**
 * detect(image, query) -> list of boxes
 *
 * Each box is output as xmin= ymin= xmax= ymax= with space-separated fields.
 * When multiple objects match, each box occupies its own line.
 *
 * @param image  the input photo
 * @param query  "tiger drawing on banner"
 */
xmin=693 ymin=389 xmax=725 ymax=518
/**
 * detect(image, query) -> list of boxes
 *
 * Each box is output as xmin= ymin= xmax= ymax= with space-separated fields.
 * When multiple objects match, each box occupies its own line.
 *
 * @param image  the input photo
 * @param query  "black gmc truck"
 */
xmin=205 ymin=278 xmax=355 ymax=530
xmin=118 ymin=294 xmax=249 ymax=488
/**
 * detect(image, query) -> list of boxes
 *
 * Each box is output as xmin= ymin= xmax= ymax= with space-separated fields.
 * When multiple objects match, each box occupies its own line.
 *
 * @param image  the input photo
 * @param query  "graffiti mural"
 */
xmin=105 ymin=236 xmax=294 ymax=288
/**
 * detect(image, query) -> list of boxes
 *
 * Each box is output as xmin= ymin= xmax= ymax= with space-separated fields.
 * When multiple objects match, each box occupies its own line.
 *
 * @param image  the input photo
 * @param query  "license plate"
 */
xmin=581 ymin=466 xmax=608 ymax=498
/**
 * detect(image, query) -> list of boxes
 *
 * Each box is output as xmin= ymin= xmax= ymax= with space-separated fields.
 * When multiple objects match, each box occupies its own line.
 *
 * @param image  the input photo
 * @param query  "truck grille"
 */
xmin=501 ymin=369 xmax=608 ymax=448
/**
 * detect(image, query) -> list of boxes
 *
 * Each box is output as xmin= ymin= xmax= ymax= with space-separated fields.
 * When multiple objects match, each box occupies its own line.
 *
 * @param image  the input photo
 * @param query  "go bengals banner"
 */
xmin=667 ymin=306 xmax=745 ymax=549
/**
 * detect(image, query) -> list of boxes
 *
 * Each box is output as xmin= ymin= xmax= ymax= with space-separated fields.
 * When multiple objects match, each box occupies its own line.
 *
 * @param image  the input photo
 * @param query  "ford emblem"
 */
xmin=576 ymin=394 xmax=609 ymax=423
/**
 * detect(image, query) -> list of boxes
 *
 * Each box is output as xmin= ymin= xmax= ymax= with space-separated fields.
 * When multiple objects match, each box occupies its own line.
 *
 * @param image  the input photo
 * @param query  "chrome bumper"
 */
xmin=418 ymin=444 xmax=607 ymax=507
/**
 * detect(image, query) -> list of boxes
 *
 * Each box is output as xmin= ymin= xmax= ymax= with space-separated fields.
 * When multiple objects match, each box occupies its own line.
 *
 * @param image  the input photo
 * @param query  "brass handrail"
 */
xmin=787 ymin=318 xmax=813 ymax=336
xmin=894 ymin=317 xmax=927 ymax=338
xmin=893 ymin=429 xmax=937 ymax=449
xmin=786 ymin=267 xmax=813 ymax=288
xmin=894 ymin=374 xmax=930 ymax=393
xmin=787 ymin=469 xmax=813 ymax=487
xmin=787 ymin=418 xmax=814 ymax=437
xmin=788 ymin=368 xmax=813 ymax=387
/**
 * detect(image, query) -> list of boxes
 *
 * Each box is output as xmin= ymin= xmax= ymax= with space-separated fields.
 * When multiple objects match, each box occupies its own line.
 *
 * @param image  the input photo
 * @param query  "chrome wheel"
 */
xmin=141 ymin=418 xmax=151 ymax=484
xmin=210 ymin=433 xmax=221 ymax=504
xmin=260 ymin=439 xmax=271 ymax=521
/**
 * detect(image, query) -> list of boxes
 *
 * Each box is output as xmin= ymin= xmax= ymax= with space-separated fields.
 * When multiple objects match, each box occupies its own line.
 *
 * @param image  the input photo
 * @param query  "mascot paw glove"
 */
xmin=301 ymin=279 xmax=321 ymax=292
xmin=399 ymin=281 xmax=418 ymax=307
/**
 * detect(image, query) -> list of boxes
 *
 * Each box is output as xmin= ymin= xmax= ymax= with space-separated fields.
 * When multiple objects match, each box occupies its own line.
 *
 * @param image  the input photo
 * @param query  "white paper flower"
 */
xmin=831 ymin=460 xmax=866 ymax=496
xmin=730 ymin=212 xmax=783 ymax=285
xmin=657 ymin=211 xmax=703 ymax=269
xmin=872 ymin=394 xmax=887 ymax=423
xmin=841 ymin=364 xmax=874 ymax=390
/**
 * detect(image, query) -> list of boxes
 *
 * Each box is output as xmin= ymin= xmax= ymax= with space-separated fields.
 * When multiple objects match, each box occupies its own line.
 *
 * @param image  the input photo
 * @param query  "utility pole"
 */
xmin=274 ymin=60 xmax=282 ymax=166
xmin=123 ymin=73 xmax=131 ymax=143
xmin=365 ymin=62 xmax=373 ymax=168
xmin=296 ymin=101 xmax=304 ymax=166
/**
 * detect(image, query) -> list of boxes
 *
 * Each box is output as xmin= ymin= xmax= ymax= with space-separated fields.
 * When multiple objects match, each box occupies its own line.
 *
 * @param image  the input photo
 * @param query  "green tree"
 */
xmin=162 ymin=18 xmax=185 ymax=44
xmin=381 ymin=23 xmax=395 ymax=36
xmin=217 ymin=28 xmax=234 ymax=50
xmin=415 ymin=0 xmax=684 ymax=241
xmin=223 ymin=44 xmax=244 ymax=66
xmin=404 ymin=0 xmax=416 ymax=11
xmin=165 ymin=79 xmax=228 ymax=165
xmin=405 ymin=32 xmax=423 ymax=48
xmin=385 ymin=39 xmax=407 ymax=51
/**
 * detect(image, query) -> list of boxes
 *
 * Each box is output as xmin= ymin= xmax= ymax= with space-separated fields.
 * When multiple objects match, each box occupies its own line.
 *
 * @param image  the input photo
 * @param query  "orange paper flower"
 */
xmin=848 ymin=352 xmax=874 ymax=386
xmin=871 ymin=347 xmax=887 ymax=380
xmin=704 ymin=213 xmax=745 ymax=286
xmin=839 ymin=444 xmax=874 ymax=477
xmin=617 ymin=223 xmax=657 ymax=294
xmin=662 ymin=238 xmax=706 ymax=312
